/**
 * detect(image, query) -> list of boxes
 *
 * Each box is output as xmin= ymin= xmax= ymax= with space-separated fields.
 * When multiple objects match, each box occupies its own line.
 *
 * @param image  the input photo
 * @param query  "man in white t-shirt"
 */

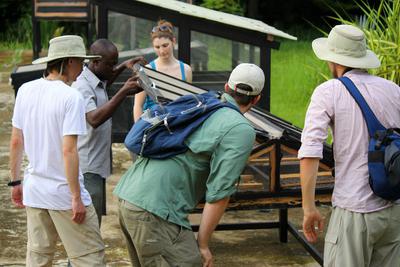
xmin=9 ymin=35 xmax=109 ymax=266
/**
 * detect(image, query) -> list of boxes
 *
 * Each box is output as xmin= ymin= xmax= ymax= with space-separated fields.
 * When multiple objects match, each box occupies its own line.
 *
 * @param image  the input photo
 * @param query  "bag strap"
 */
xmin=338 ymin=76 xmax=386 ymax=137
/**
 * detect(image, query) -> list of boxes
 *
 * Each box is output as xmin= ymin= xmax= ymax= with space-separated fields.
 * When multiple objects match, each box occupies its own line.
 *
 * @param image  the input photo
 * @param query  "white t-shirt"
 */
xmin=12 ymin=78 xmax=91 ymax=210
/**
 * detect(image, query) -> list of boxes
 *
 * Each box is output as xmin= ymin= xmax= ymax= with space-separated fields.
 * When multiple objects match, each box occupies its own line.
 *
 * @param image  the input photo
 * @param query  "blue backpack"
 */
xmin=339 ymin=77 xmax=400 ymax=200
xmin=125 ymin=91 xmax=240 ymax=159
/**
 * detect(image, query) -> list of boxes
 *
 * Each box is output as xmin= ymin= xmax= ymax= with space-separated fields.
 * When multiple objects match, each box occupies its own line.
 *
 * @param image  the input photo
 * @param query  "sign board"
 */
xmin=34 ymin=0 xmax=90 ymax=21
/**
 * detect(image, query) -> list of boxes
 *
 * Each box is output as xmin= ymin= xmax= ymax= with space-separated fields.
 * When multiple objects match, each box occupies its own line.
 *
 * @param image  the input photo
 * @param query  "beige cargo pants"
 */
xmin=324 ymin=205 xmax=400 ymax=267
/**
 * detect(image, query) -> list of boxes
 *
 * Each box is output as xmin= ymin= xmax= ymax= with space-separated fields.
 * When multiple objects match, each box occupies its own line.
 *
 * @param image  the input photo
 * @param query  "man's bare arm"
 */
xmin=9 ymin=127 xmax=24 ymax=208
xmin=107 ymin=57 xmax=146 ymax=85
xmin=197 ymin=197 xmax=230 ymax=267
xmin=63 ymin=135 xmax=86 ymax=224
xmin=300 ymin=157 xmax=324 ymax=243
xmin=86 ymin=76 xmax=142 ymax=128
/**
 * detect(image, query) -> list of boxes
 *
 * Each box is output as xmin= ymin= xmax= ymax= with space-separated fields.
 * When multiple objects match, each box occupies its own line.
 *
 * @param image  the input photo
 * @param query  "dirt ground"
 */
xmin=0 ymin=61 xmax=331 ymax=267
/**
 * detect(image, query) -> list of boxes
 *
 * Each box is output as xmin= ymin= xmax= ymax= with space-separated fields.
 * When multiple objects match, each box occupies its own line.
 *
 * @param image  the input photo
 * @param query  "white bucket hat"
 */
xmin=228 ymin=63 xmax=265 ymax=96
xmin=32 ymin=35 xmax=100 ymax=65
xmin=312 ymin=24 xmax=380 ymax=69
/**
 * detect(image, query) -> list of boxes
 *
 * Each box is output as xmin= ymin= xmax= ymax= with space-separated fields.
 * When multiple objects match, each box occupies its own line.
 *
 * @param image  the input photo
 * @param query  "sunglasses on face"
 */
xmin=151 ymin=25 xmax=172 ymax=33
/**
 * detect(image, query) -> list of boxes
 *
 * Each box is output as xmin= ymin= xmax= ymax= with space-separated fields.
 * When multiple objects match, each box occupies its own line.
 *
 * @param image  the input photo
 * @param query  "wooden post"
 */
xmin=86 ymin=3 xmax=95 ymax=46
xmin=259 ymin=45 xmax=271 ymax=111
xmin=32 ymin=0 xmax=41 ymax=60
xmin=279 ymin=208 xmax=288 ymax=243
xmin=231 ymin=41 xmax=239 ymax=69
xmin=178 ymin=16 xmax=191 ymax=65
xmin=269 ymin=144 xmax=277 ymax=192
xmin=97 ymin=3 xmax=108 ymax=39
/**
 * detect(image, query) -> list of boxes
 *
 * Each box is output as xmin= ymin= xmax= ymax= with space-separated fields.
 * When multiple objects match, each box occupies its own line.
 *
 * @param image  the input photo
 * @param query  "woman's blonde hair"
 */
xmin=151 ymin=19 xmax=175 ymax=41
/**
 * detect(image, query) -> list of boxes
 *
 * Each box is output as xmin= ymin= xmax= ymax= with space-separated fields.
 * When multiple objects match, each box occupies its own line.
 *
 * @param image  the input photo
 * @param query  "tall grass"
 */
xmin=0 ymin=15 xmax=62 ymax=51
xmin=328 ymin=0 xmax=400 ymax=84
xmin=271 ymin=40 xmax=330 ymax=128
xmin=0 ymin=15 xmax=64 ymax=70
xmin=0 ymin=15 xmax=32 ymax=50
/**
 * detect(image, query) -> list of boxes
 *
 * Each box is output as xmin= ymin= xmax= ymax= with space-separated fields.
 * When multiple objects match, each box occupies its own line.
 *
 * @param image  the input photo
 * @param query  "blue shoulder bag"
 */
xmin=339 ymin=77 xmax=400 ymax=200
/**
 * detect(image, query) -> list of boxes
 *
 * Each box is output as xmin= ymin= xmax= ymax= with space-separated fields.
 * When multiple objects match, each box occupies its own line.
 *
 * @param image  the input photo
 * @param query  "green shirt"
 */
xmin=114 ymin=93 xmax=255 ymax=229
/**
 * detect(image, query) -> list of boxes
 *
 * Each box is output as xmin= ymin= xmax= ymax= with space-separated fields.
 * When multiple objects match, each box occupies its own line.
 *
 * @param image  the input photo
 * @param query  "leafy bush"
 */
xmin=0 ymin=0 xmax=31 ymax=32
xmin=200 ymin=0 xmax=244 ymax=15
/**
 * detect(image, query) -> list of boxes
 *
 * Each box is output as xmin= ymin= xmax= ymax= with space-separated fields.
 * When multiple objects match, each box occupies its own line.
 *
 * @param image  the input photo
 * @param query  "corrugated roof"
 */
xmin=137 ymin=0 xmax=297 ymax=41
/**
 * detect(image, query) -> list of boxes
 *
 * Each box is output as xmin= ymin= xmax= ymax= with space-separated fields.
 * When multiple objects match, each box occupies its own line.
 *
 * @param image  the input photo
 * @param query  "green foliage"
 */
xmin=328 ymin=0 xmax=400 ymax=84
xmin=200 ymin=0 xmax=244 ymax=15
xmin=41 ymin=24 xmax=65 ymax=47
xmin=1 ymin=14 xmax=33 ymax=46
xmin=0 ymin=0 xmax=32 ymax=50
xmin=311 ymin=0 xmax=357 ymax=13
xmin=0 ymin=0 xmax=31 ymax=32
xmin=0 ymin=17 xmax=63 ymax=50
xmin=271 ymin=40 xmax=330 ymax=128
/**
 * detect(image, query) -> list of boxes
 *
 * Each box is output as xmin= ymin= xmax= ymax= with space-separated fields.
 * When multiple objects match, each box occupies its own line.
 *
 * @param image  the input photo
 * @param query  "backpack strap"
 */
xmin=150 ymin=60 xmax=156 ymax=70
xmin=179 ymin=61 xmax=186 ymax=81
xmin=338 ymin=76 xmax=386 ymax=137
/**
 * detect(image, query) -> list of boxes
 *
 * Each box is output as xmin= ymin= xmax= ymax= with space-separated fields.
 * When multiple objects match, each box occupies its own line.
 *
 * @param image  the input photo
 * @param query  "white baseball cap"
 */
xmin=228 ymin=63 xmax=265 ymax=96
xmin=32 ymin=35 xmax=101 ymax=65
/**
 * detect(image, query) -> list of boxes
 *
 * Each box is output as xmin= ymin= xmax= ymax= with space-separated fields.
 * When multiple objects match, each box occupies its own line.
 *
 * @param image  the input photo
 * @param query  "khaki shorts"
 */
xmin=26 ymin=204 xmax=105 ymax=267
xmin=324 ymin=205 xmax=400 ymax=267
xmin=118 ymin=199 xmax=202 ymax=267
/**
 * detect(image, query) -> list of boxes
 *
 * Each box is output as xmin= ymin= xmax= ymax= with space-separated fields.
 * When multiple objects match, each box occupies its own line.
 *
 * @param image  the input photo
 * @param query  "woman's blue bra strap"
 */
xmin=150 ymin=60 xmax=156 ymax=70
xmin=179 ymin=61 xmax=186 ymax=81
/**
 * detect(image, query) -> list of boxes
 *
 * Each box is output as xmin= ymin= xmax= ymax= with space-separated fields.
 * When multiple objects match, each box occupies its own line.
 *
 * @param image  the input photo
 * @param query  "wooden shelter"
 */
xmin=31 ymin=0 xmax=296 ymax=111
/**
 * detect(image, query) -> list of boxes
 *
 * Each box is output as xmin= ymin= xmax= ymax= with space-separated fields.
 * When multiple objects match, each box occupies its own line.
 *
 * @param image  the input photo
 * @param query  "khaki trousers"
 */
xmin=26 ymin=204 xmax=106 ymax=267
xmin=324 ymin=205 xmax=400 ymax=267
xmin=118 ymin=199 xmax=202 ymax=267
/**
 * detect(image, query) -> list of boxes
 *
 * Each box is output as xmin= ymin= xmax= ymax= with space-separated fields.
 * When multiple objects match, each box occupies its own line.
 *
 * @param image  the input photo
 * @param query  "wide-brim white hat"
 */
xmin=312 ymin=24 xmax=380 ymax=69
xmin=32 ymin=35 xmax=100 ymax=65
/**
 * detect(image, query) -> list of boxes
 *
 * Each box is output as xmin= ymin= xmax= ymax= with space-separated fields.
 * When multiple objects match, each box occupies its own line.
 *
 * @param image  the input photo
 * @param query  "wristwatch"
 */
xmin=7 ymin=180 xmax=22 ymax=187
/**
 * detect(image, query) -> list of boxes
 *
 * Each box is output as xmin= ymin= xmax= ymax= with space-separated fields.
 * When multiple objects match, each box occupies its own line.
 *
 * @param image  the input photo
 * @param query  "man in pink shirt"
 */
xmin=299 ymin=24 xmax=400 ymax=266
